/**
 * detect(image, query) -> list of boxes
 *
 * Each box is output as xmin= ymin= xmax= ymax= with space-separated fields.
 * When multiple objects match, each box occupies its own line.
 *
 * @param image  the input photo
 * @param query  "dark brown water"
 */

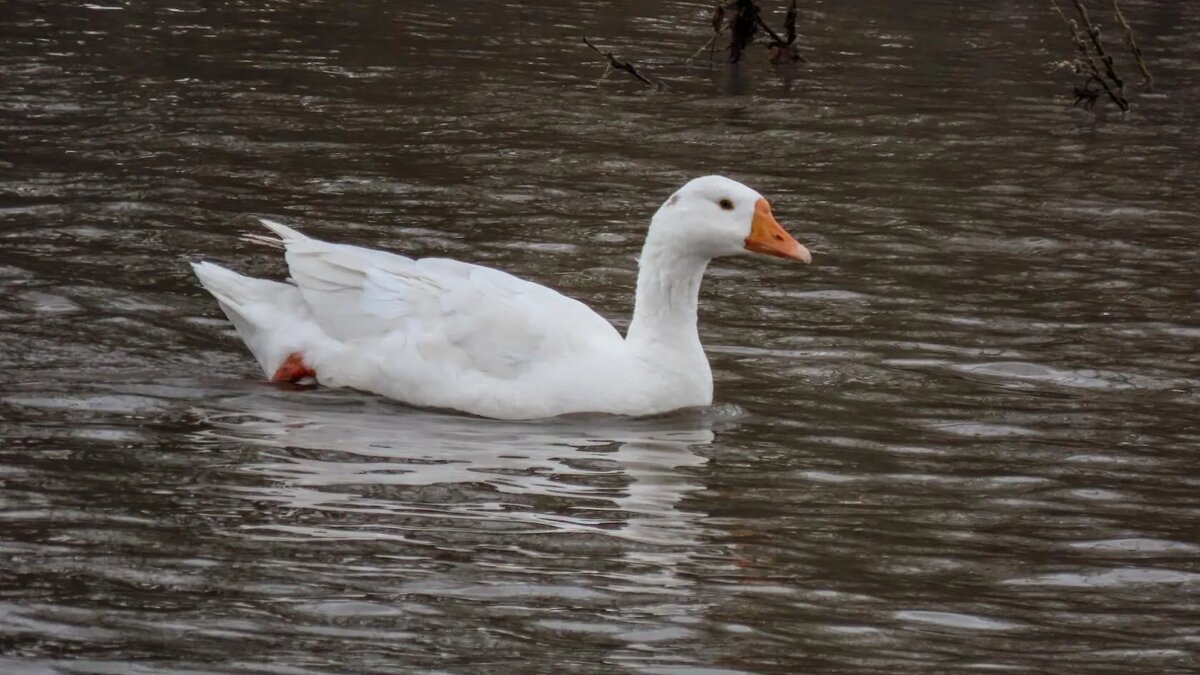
xmin=3 ymin=0 xmax=1199 ymax=672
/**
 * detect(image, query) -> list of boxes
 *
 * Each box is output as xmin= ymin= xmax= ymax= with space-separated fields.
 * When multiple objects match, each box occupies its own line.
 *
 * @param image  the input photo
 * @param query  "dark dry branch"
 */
xmin=1110 ymin=0 xmax=1153 ymax=89
xmin=768 ymin=0 xmax=804 ymax=64
xmin=728 ymin=0 xmax=760 ymax=63
xmin=582 ymin=37 xmax=660 ymax=89
xmin=712 ymin=4 xmax=726 ymax=33
xmin=1070 ymin=0 xmax=1125 ymax=95
xmin=1073 ymin=74 xmax=1104 ymax=110
xmin=687 ymin=34 xmax=720 ymax=65
xmin=784 ymin=0 xmax=798 ymax=45
xmin=1049 ymin=0 xmax=1129 ymax=111
xmin=687 ymin=4 xmax=729 ymax=66
xmin=695 ymin=2 xmax=803 ymax=65
xmin=754 ymin=11 xmax=786 ymax=46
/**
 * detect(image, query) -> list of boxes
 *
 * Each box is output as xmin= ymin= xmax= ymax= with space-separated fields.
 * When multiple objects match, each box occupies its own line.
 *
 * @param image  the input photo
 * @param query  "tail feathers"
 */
xmin=239 ymin=218 xmax=309 ymax=250
xmin=240 ymin=233 xmax=285 ymax=250
xmin=192 ymin=261 xmax=316 ymax=377
xmin=258 ymin=218 xmax=308 ymax=243
xmin=193 ymin=261 xmax=271 ymax=305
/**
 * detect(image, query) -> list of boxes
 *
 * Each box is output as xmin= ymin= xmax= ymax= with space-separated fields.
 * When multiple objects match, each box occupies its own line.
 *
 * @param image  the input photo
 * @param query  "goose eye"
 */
xmin=718 ymin=199 xmax=734 ymax=210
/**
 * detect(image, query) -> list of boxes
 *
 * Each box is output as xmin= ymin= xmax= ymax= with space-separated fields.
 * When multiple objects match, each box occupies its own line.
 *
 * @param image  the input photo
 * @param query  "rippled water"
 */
xmin=3 ymin=0 xmax=1199 ymax=672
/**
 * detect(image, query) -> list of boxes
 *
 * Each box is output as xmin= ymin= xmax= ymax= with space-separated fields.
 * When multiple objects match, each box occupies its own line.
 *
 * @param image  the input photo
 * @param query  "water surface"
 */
xmin=2 ymin=0 xmax=1199 ymax=672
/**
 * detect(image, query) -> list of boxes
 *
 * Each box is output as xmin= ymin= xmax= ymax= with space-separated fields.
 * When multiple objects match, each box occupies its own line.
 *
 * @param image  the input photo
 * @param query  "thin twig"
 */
xmin=1049 ymin=0 xmax=1128 ymax=110
xmin=1073 ymin=74 xmax=1103 ymax=110
xmin=769 ymin=0 xmax=805 ymax=64
xmin=686 ymin=34 xmax=719 ymax=65
xmin=754 ymin=13 xmax=787 ymax=46
xmin=1070 ymin=0 xmax=1125 ymax=95
xmin=1110 ymin=0 xmax=1153 ymax=89
xmin=690 ymin=2 xmax=730 ymax=65
xmin=582 ymin=37 xmax=660 ymax=89
xmin=729 ymin=0 xmax=758 ymax=63
xmin=784 ymin=0 xmax=798 ymax=45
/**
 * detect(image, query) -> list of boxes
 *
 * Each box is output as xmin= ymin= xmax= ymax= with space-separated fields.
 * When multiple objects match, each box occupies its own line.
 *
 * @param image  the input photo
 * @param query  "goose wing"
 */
xmin=260 ymin=219 xmax=623 ymax=379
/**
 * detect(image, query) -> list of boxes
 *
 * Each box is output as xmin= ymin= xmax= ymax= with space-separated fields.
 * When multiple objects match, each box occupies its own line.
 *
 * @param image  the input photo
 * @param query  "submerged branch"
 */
xmin=728 ymin=0 xmax=759 ymax=63
xmin=687 ymin=33 xmax=720 ymax=65
xmin=1070 ymin=0 xmax=1125 ymax=95
xmin=784 ymin=0 xmax=798 ymax=45
xmin=754 ymin=12 xmax=786 ymax=46
xmin=1049 ymin=0 xmax=1128 ymax=111
xmin=1110 ymin=0 xmax=1153 ymax=89
xmin=769 ymin=0 xmax=804 ymax=64
xmin=582 ymin=37 xmax=661 ymax=89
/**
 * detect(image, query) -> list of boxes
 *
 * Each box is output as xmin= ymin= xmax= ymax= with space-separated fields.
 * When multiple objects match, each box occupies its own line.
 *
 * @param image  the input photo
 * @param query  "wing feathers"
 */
xmin=243 ymin=218 xmax=622 ymax=379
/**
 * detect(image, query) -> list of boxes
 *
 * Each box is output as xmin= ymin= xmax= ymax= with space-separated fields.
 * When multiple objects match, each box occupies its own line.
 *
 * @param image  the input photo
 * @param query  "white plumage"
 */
xmin=193 ymin=175 xmax=810 ymax=419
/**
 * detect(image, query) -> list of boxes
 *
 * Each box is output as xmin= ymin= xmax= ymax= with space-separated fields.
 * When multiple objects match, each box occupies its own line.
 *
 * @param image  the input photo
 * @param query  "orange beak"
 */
xmin=744 ymin=197 xmax=811 ymax=263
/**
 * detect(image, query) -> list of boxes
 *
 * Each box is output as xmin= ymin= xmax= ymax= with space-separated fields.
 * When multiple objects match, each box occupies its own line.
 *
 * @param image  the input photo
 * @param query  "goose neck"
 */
xmin=626 ymin=239 xmax=709 ymax=346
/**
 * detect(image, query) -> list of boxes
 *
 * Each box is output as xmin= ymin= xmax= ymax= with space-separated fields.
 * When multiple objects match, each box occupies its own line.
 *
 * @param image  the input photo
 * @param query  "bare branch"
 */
xmin=1110 ymin=0 xmax=1153 ymax=89
xmin=582 ymin=37 xmax=661 ymax=89
xmin=1070 ymin=0 xmax=1125 ymax=95
xmin=1049 ymin=0 xmax=1129 ymax=110
xmin=712 ymin=4 xmax=726 ymax=34
xmin=729 ymin=0 xmax=759 ymax=63
xmin=687 ymin=34 xmax=719 ymax=65
xmin=770 ymin=0 xmax=805 ymax=64
xmin=785 ymin=0 xmax=798 ymax=45
xmin=755 ymin=13 xmax=787 ymax=47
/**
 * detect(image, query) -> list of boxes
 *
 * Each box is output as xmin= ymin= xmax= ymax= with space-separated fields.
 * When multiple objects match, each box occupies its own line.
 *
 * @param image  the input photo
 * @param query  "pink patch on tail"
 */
xmin=271 ymin=353 xmax=316 ymax=383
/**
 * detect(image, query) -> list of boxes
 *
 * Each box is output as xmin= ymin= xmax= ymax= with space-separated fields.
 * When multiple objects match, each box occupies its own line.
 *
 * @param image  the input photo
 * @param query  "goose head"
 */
xmin=647 ymin=175 xmax=812 ymax=263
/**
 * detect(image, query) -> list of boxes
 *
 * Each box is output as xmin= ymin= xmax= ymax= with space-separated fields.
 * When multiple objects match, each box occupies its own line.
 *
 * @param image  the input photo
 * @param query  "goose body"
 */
xmin=193 ymin=176 xmax=810 ymax=419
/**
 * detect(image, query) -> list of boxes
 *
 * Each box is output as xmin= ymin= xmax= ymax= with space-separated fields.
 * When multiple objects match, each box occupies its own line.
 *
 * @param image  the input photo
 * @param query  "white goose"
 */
xmin=193 ymin=175 xmax=811 ymax=419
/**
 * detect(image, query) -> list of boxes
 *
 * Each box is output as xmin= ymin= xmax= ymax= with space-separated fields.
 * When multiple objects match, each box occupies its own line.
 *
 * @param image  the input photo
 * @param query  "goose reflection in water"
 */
xmin=195 ymin=393 xmax=728 ymax=554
